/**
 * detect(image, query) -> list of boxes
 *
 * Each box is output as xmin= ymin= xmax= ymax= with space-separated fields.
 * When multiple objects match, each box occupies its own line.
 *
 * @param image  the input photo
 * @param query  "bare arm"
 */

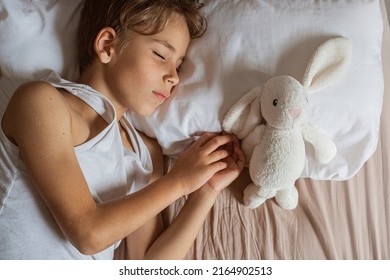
xmin=143 ymin=187 xmax=218 ymax=259
xmin=2 ymin=82 xmax=238 ymax=255
xmin=124 ymin=135 xmax=245 ymax=260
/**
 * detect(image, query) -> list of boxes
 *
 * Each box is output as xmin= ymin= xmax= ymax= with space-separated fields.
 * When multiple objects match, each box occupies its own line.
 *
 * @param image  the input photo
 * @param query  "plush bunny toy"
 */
xmin=223 ymin=37 xmax=352 ymax=210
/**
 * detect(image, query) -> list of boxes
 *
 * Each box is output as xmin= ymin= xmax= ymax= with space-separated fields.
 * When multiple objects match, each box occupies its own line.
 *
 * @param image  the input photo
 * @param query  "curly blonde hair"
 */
xmin=78 ymin=0 xmax=207 ymax=72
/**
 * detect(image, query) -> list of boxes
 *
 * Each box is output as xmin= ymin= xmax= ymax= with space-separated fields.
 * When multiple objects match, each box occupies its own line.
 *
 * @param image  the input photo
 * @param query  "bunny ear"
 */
xmin=222 ymin=86 xmax=262 ymax=139
xmin=303 ymin=37 xmax=352 ymax=92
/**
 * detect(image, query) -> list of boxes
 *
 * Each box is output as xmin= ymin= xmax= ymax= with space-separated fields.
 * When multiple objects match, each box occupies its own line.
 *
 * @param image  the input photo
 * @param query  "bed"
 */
xmin=0 ymin=0 xmax=389 ymax=260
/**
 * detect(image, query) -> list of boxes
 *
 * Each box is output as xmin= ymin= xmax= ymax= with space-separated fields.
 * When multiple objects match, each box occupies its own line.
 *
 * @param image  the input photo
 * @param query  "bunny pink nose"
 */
xmin=289 ymin=108 xmax=301 ymax=119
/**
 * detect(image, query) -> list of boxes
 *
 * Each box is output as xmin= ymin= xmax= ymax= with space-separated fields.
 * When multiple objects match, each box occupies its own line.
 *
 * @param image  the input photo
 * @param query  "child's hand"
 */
xmin=204 ymin=134 xmax=245 ymax=194
xmin=168 ymin=133 xmax=241 ymax=195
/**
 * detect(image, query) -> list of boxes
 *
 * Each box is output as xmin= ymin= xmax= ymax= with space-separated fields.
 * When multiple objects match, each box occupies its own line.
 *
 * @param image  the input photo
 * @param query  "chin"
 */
xmin=134 ymin=107 xmax=158 ymax=117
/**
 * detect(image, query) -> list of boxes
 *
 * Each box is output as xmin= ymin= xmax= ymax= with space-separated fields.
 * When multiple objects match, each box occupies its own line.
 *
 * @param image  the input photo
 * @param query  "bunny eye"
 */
xmin=273 ymin=99 xmax=278 ymax=106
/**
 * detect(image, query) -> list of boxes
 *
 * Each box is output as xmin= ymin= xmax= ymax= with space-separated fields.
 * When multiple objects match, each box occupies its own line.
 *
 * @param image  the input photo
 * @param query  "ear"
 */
xmin=94 ymin=27 xmax=117 ymax=64
xmin=222 ymin=86 xmax=262 ymax=139
xmin=303 ymin=37 xmax=352 ymax=92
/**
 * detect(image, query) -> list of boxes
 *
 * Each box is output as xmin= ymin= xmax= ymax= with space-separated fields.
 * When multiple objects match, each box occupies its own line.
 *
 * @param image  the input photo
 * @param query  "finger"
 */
xmin=230 ymin=134 xmax=241 ymax=148
xmin=223 ymin=140 xmax=233 ymax=155
xmin=233 ymin=146 xmax=246 ymax=169
xmin=194 ymin=132 xmax=220 ymax=147
xmin=221 ymin=133 xmax=239 ymax=154
xmin=208 ymin=160 xmax=228 ymax=174
xmin=208 ymin=148 xmax=230 ymax=163
xmin=203 ymin=134 xmax=235 ymax=155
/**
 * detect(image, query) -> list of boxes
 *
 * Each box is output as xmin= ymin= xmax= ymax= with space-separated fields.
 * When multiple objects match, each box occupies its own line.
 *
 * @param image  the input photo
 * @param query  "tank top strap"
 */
xmin=43 ymin=72 xmax=116 ymax=125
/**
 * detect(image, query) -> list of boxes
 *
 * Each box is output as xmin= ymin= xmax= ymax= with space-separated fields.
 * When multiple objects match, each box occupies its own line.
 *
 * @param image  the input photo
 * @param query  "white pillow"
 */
xmin=129 ymin=0 xmax=385 ymax=180
xmin=0 ymin=0 xmax=82 ymax=82
xmin=0 ymin=0 xmax=82 ymax=117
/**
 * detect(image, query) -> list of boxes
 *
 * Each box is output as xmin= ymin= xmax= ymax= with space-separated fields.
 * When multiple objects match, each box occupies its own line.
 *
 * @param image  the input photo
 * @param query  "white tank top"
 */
xmin=0 ymin=73 xmax=153 ymax=259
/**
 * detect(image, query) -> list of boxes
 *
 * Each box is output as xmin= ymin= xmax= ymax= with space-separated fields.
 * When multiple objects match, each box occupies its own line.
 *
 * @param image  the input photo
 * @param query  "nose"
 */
xmin=164 ymin=66 xmax=179 ymax=87
xmin=289 ymin=108 xmax=301 ymax=119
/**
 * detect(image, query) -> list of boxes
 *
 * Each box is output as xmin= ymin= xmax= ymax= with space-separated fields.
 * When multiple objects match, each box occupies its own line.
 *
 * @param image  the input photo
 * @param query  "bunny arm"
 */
xmin=302 ymin=124 xmax=337 ymax=164
xmin=241 ymin=124 xmax=266 ymax=164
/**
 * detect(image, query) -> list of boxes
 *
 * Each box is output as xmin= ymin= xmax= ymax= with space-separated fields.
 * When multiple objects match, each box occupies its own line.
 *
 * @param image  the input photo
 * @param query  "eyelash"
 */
xmin=154 ymin=51 xmax=182 ymax=73
xmin=153 ymin=51 xmax=166 ymax=61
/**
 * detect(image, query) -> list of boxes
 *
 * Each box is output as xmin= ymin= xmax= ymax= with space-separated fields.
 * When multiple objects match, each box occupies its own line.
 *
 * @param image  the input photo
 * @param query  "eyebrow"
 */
xmin=154 ymin=39 xmax=176 ymax=53
xmin=154 ymin=39 xmax=186 ymax=62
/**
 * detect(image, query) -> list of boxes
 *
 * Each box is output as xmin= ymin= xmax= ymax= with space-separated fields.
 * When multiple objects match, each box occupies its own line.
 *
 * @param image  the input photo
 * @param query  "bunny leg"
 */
xmin=243 ymin=183 xmax=265 ymax=209
xmin=275 ymin=186 xmax=299 ymax=210
xmin=243 ymin=184 xmax=276 ymax=209
xmin=258 ymin=186 xmax=277 ymax=198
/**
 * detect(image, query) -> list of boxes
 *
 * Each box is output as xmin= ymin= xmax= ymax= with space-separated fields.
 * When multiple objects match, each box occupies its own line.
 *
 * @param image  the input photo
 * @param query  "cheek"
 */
xmin=140 ymin=64 xmax=163 ymax=87
xmin=125 ymin=58 xmax=154 ymax=79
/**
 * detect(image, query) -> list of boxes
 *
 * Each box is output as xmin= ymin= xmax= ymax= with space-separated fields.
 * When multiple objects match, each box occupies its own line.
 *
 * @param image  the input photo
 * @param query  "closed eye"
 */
xmin=153 ymin=51 xmax=166 ymax=61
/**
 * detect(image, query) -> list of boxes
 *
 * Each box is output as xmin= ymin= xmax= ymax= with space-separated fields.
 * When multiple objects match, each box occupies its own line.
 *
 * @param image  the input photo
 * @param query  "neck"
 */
xmin=77 ymin=66 xmax=127 ymax=121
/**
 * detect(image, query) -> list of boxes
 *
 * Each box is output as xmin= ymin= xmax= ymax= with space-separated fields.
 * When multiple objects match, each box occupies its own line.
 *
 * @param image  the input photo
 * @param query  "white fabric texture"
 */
xmin=0 ymin=0 xmax=82 ymax=81
xmin=0 ymin=0 xmax=385 ymax=180
xmin=129 ymin=0 xmax=385 ymax=180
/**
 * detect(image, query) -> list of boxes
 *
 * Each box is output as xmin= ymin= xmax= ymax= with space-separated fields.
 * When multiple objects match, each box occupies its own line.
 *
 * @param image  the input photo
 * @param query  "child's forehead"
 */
xmin=152 ymin=39 xmax=177 ymax=52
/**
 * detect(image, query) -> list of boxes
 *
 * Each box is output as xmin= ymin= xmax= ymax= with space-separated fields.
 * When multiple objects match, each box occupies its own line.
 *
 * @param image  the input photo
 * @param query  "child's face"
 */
xmin=104 ymin=14 xmax=191 ymax=116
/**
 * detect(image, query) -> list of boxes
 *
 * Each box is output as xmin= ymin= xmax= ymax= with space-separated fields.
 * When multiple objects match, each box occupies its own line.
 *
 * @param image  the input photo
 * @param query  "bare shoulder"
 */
xmin=2 ymin=81 xmax=71 ymax=143
xmin=7 ymin=80 xmax=64 ymax=104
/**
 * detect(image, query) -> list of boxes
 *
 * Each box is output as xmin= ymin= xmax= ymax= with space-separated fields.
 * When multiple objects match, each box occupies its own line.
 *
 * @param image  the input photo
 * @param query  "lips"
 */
xmin=153 ymin=91 xmax=169 ymax=102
